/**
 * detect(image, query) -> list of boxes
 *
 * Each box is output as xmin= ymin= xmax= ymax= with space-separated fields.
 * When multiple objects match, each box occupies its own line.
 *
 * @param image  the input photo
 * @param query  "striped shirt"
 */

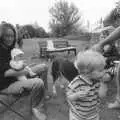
xmin=66 ymin=75 xmax=100 ymax=120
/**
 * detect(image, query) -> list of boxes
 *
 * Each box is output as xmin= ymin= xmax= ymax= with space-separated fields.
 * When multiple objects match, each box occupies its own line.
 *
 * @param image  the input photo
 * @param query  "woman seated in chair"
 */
xmin=0 ymin=22 xmax=48 ymax=120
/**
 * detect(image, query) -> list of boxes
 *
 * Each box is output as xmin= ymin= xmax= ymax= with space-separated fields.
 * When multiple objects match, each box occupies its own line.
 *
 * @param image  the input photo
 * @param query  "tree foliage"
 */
xmin=23 ymin=25 xmax=36 ymax=38
xmin=16 ymin=24 xmax=49 ymax=48
xmin=35 ymin=27 xmax=49 ymax=37
xmin=49 ymin=0 xmax=82 ymax=37
xmin=17 ymin=24 xmax=49 ymax=38
xmin=103 ymin=1 xmax=120 ymax=27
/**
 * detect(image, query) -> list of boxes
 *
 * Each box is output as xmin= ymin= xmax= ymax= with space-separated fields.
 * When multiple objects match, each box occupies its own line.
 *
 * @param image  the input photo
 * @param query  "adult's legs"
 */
xmin=108 ymin=62 xmax=120 ymax=108
xmin=30 ymin=63 xmax=48 ymax=90
xmin=2 ymin=78 xmax=46 ymax=120
xmin=29 ymin=63 xmax=50 ymax=100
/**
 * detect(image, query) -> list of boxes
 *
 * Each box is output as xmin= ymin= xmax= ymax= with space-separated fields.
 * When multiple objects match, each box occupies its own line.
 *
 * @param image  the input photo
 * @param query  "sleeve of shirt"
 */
xmin=0 ymin=47 xmax=13 ymax=76
xmin=0 ymin=58 xmax=10 ymax=74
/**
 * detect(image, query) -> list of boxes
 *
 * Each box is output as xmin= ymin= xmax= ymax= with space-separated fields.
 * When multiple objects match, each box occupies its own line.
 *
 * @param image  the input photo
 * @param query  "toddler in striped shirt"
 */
xmin=66 ymin=50 xmax=107 ymax=120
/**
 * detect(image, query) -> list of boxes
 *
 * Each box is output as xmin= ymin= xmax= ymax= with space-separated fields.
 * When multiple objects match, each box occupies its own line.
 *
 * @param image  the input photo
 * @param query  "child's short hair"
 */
xmin=74 ymin=50 xmax=105 ymax=74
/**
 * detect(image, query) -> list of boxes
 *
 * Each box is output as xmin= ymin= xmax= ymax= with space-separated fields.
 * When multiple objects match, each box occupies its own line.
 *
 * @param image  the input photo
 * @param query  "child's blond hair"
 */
xmin=74 ymin=50 xmax=106 ymax=74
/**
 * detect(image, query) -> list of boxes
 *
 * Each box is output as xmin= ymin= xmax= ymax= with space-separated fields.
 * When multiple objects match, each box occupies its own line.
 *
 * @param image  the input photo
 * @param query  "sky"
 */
xmin=0 ymin=0 xmax=117 ymax=32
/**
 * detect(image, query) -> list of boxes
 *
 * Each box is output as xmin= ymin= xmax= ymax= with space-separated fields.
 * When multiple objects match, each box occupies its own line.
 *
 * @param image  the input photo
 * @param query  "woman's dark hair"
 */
xmin=0 ymin=23 xmax=17 ymax=49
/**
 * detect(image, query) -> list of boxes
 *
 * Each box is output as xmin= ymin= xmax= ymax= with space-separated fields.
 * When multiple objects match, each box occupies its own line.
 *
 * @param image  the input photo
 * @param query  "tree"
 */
xmin=23 ymin=25 xmax=36 ymax=38
xmin=49 ymin=0 xmax=82 ymax=37
xmin=103 ymin=1 xmax=120 ymax=27
xmin=16 ymin=24 xmax=31 ymax=48
xmin=35 ymin=27 xmax=49 ymax=37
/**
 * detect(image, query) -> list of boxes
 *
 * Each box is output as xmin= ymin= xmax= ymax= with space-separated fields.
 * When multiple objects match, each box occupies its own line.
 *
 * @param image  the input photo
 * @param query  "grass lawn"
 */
xmin=0 ymin=38 xmax=120 ymax=120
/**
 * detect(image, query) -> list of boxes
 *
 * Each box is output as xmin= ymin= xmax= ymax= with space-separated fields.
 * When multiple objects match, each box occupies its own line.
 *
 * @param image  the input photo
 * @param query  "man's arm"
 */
xmin=5 ymin=63 xmax=48 ymax=77
xmin=91 ymin=26 xmax=120 ymax=53
xmin=100 ymin=26 xmax=120 ymax=46
xmin=4 ymin=68 xmax=28 ymax=77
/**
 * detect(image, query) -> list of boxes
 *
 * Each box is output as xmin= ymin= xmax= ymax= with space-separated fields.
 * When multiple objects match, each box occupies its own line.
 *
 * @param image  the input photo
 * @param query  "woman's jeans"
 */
xmin=2 ymin=78 xmax=45 ymax=108
xmin=1 ymin=63 xmax=48 ymax=108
